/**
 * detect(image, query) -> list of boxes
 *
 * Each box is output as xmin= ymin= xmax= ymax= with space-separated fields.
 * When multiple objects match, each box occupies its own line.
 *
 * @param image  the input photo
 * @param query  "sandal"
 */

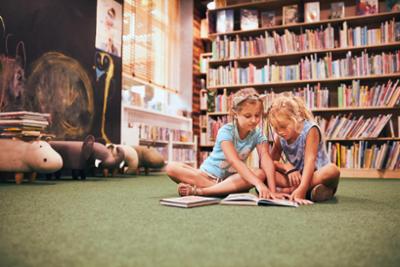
xmin=178 ymin=183 xmax=198 ymax=196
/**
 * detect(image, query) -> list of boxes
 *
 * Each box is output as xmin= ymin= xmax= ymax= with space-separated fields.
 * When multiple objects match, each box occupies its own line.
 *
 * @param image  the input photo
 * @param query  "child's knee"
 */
xmin=254 ymin=169 xmax=266 ymax=182
xmin=165 ymin=162 xmax=179 ymax=177
xmin=329 ymin=163 xmax=341 ymax=180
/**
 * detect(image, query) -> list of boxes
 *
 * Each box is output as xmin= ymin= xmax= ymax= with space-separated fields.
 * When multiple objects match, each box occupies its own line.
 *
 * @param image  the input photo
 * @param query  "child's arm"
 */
xmin=270 ymin=136 xmax=295 ymax=175
xmin=291 ymin=127 xmax=320 ymax=200
xmin=270 ymin=135 xmax=282 ymax=161
xmin=221 ymin=140 xmax=272 ymax=199
xmin=257 ymin=142 xmax=276 ymax=193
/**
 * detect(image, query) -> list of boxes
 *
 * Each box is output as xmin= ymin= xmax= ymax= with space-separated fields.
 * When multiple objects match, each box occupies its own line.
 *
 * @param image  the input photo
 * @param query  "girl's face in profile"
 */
xmin=271 ymin=114 xmax=297 ymax=142
xmin=236 ymin=101 xmax=263 ymax=134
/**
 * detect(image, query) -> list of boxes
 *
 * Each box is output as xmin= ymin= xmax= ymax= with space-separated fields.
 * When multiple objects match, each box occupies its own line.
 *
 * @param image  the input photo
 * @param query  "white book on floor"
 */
xmin=160 ymin=196 xmax=221 ymax=208
xmin=220 ymin=193 xmax=299 ymax=207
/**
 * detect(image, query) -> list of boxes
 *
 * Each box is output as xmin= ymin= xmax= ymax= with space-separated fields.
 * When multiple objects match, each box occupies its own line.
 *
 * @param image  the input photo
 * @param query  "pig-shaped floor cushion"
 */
xmin=107 ymin=144 xmax=138 ymax=175
xmin=91 ymin=142 xmax=125 ymax=177
xmin=50 ymin=135 xmax=125 ymax=179
xmin=0 ymin=139 xmax=63 ymax=184
xmin=133 ymin=146 xmax=165 ymax=174
xmin=49 ymin=135 xmax=96 ymax=180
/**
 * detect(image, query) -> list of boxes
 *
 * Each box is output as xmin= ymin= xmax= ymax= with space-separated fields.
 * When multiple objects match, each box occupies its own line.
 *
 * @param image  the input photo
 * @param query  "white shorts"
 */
xmin=201 ymin=170 xmax=223 ymax=183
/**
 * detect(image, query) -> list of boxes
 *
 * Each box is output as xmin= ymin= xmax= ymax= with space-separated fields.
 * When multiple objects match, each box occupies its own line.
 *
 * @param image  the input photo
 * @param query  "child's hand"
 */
xmin=290 ymin=187 xmax=314 ymax=205
xmin=255 ymin=183 xmax=273 ymax=199
xmin=287 ymin=170 xmax=301 ymax=187
xmin=269 ymin=191 xmax=290 ymax=200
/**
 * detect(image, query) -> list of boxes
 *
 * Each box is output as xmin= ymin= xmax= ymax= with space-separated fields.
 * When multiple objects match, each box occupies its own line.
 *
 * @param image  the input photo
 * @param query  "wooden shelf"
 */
xmin=122 ymin=104 xmax=192 ymax=123
xmin=208 ymin=42 xmax=400 ymax=65
xmin=200 ymin=144 xmax=214 ymax=148
xmin=327 ymin=137 xmax=400 ymax=142
xmin=172 ymin=141 xmax=196 ymax=146
xmin=210 ymin=0 xmax=283 ymax=11
xmin=208 ymin=111 xmax=229 ymax=116
xmin=312 ymin=106 xmax=400 ymax=112
xmin=340 ymin=168 xmax=400 ymax=179
xmin=200 ymin=52 xmax=213 ymax=57
xmin=139 ymin=139 xmax=169 ymax=146
xmin=207 ymin=73 xmax=400 ymax=90
xmin=209 ymin=11 xmax=400 ymax=38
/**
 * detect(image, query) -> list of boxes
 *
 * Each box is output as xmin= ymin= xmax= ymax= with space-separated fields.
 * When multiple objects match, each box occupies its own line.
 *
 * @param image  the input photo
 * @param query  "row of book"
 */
xmin=262 ymin=85 xmax=330 ymax=110
xmin=337 ymin=79 xmax=400 ymax=107
xmin=202 ymin=116 xmax=229 ymax=145
xmin=211 ymin=20 xmax=400 ymax=60
xmin=171 ymin=148 xmax=196 ymax=162
xmin=201 ymin=80 xmax=400 ymax=113
xmin=316 ymin=114 xmax=395 ymax=139
xmin=138 ymin=124 xmax=192 ymax=143
xmin=212 ymin=25 xmax=334 ymax=60
xmin=0 ymin=111 xmax=52 ymax=139
xmin=201 ymin=112 xmax=400 ymax=144
xmin=339 ymin=20 xmax=400 ymax=48
xmin=207 ymin=50 xmax=400 ymax=86
xmin=328 ymin=141 xmax=400 ymax=170
xmin=200 ymin=90 xmax=235 ymax=113
xmin=211 ymin=1 xmax=399 ymax=34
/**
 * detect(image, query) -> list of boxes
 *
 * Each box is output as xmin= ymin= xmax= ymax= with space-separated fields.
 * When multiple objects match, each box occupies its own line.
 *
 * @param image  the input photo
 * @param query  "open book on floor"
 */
xmin=160 ymin=196 xmax=221 ymax=208
xmin=220 ymin=193 xmax=299 ymax=207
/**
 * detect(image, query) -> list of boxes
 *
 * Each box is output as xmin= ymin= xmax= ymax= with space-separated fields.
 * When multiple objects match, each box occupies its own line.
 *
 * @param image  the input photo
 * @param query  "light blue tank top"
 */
xmin=279 ymin=120 xmax=330 ymax=171
xmin=200 ymin=123 xmax=267 ymax=179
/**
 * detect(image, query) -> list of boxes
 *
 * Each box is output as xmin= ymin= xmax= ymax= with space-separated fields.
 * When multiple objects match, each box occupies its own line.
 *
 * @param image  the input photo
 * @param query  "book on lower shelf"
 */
xmin=159 ymin=196 xmax=221 ymax=208
xmin=220 ymin=193 xmax=299 ymax=207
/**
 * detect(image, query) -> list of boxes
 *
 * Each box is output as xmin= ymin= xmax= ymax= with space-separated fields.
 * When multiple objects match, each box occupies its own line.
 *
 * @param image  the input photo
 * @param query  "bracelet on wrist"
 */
xmin=285 ymin=168 xmax=298 ymax=175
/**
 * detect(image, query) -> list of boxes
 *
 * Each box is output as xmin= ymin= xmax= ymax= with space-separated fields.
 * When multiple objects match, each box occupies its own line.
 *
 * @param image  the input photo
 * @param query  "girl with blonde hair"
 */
xmin=267 ymin=95 xmax=340 ymax=202
xmin=166 ymin=88 xmax=285 ymax=199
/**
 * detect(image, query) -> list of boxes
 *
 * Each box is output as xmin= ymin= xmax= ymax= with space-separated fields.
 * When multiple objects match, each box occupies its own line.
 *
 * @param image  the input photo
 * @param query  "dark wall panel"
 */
xmin=0 ymin=0 xmax=122 ymax=143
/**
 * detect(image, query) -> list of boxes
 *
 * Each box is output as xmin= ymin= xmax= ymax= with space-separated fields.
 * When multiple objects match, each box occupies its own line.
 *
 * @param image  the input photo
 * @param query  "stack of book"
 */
xmin=0 ymin=111 xmax=51 ymax=139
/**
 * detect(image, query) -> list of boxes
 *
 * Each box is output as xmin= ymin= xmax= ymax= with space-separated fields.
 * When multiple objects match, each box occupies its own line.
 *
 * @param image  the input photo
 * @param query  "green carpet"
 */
xmin=0 ymin=175 xmax=399 ymax=267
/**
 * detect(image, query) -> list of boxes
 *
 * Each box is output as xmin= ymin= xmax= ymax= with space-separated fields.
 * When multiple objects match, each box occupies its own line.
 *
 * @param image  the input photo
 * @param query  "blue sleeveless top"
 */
xmin=279 ymin=120 xmax=330 ymax=171
xmin=200 ymin=123 xmax=267 ymax=179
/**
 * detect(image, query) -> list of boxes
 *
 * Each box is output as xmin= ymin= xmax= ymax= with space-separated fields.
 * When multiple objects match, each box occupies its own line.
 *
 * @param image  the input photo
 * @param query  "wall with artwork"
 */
xmin=0 ymin=0 xmax=123 ymax=143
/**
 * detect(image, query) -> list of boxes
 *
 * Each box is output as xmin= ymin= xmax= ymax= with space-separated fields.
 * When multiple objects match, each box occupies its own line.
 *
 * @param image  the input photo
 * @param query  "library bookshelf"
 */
xmin=199 ymin=0 xmax=400 ymax=178
xmin=120 ymin=104 xmax=197 ymax=168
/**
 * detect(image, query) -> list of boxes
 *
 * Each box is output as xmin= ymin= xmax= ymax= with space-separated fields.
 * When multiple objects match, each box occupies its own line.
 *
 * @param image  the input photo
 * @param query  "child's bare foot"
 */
xmin=178 ymin=183 xmax=200 ymax=196
xmin=310 ymin=184 xmax=334 ymax=202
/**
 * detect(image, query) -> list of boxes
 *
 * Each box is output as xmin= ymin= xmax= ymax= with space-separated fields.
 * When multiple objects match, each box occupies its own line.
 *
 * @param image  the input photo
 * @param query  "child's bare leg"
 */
xmin=274 ymin=171 xmax=295 ymax=193
xmin=186 ymin=169 xmax=266 ymax=197
xmin=165 ymin=162 xmax=216 ymax=188
xmin=310 ymin=163 xmax=340 ymax=192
